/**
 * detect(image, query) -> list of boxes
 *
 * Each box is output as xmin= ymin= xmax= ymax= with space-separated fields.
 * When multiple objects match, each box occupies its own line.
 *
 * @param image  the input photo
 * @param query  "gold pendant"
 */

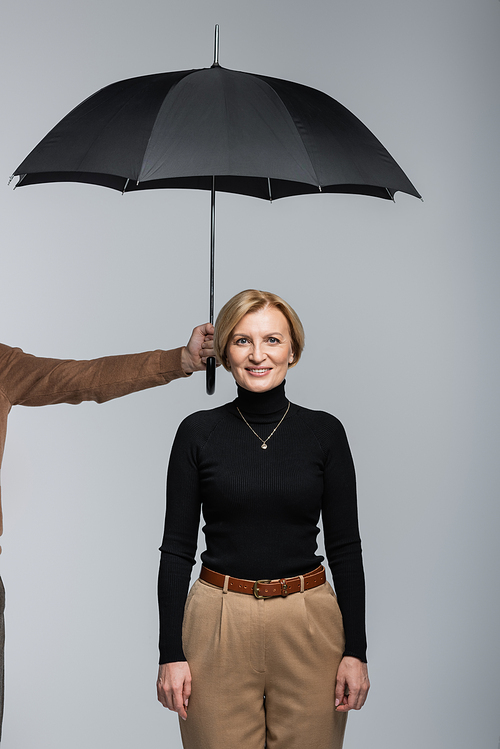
xmin=261 ymin=443 xmax=267 ymax=450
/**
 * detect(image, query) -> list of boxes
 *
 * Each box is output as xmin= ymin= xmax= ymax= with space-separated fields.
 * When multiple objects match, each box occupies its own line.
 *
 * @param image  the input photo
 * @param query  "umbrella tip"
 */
xmin=212 ymin=24 xmax=220 ymax=67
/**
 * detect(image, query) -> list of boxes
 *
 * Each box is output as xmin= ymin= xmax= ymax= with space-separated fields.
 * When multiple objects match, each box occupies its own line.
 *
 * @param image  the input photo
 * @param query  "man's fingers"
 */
xmin=199 ymin=323 xmax=215 ymax=336
xmin=200 ymin=336 xmax=218 ymax=367
xmin=183 ymin=324 xmax=217 ymax=372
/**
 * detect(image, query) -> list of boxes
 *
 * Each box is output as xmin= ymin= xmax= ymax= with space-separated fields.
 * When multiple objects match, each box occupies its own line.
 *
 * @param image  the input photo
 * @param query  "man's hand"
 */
xmin=334 ymin=656 xmax=370 ymax=712
xmin=181 ymin=323 xmax=216 ymax=374
xmin=157 ymin=661 xmax=192 ymax=721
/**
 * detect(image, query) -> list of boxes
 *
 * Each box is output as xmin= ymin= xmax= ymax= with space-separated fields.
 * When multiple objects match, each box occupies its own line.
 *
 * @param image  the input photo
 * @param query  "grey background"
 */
xmin=1 ymin=1 xmax=499 ymax=747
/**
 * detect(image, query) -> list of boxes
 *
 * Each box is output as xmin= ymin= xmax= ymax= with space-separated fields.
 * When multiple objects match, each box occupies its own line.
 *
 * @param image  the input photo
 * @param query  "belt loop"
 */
xmin=223 ymin=575 xmax=229 ymax=594
xmin=299 ymin=574 xmax=305 ymax=593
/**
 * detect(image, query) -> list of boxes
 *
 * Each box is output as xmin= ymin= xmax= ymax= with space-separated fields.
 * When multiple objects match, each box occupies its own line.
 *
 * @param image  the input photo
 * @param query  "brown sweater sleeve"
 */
xmin=0 ymin=344 xmax=189 ymax=407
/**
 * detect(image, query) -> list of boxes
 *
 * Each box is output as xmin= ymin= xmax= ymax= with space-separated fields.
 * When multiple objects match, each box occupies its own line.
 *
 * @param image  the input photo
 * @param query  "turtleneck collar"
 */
xmin=234 ymin=380 xmax=288 ymax=415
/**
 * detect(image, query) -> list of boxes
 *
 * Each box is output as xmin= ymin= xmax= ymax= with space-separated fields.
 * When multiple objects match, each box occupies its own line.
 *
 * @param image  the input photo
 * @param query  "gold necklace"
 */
xmin=236 ymin=401 xmax=290 ymax=450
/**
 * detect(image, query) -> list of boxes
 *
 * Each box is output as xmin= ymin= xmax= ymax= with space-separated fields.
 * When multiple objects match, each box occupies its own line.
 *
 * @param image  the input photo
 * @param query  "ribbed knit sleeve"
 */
xmin=303 ymin=413 xmax=367 ymax=660
xmin=158 ymin=415 xmax=204 ymax=663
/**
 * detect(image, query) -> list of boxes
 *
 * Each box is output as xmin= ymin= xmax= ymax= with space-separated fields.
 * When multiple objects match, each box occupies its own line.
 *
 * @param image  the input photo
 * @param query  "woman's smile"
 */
xmin=246 ymin=367 xmax=271 ymax=375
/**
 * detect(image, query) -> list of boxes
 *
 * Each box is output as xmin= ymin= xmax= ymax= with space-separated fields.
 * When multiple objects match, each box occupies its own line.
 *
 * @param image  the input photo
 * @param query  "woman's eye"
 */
xmin=268 ymin=337 xmax=280 ymax=344
xmin=235 ymin=338 xmax=248 ymax=345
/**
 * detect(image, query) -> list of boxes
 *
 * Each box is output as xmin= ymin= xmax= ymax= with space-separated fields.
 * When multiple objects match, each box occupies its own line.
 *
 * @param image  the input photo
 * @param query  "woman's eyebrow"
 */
xmin=231 ymin=331 xmax=285 ymax=339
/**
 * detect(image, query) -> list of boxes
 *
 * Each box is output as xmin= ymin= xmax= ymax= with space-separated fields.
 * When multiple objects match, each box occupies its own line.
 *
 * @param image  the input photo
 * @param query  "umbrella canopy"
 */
xmin=12 ymin=48 xmax=421 ymax=393
xmin=14 ymin=65 xmax=420 ymax=201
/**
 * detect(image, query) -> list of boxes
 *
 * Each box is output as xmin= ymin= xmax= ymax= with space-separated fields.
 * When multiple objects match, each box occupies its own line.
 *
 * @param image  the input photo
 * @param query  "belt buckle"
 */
xmin=253 ymin=579 xmax=271 ymax=599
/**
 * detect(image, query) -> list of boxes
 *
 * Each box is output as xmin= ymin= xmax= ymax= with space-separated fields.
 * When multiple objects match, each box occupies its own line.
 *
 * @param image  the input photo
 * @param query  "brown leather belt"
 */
xmin=200 ymin=565 xmax=326 ymax=599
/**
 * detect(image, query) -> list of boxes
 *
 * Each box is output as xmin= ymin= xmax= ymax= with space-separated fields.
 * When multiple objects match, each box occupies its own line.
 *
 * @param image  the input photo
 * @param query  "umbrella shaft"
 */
xmin=210 ymin=176 xmax=215 ymax=324
xmin=206 ymin=176 xmax=217 ymax=395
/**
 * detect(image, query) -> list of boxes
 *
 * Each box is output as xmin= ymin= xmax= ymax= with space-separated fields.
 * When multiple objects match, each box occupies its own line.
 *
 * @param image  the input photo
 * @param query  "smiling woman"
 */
xmin=214 ymin=289 xmax=304 ymax=368
xmin=226 ymin=308 xmax=293 ymax=392
xmin=156 ymin=290 xmax=369 ymax=749
xmin=215 ymin=290 xmax=304 ymax=393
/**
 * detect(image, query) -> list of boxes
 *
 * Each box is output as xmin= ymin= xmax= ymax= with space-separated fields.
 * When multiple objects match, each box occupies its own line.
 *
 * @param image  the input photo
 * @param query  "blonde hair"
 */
xmin=214 ymin=290 xmax=305 ymax=371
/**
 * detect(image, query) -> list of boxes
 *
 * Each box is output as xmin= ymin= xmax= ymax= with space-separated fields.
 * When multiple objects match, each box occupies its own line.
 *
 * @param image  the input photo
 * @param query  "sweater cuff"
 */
xmin=342 ymin=649 xmax=367 ymax=663
xmin=159 ymin=348 xmax=192 ymax=382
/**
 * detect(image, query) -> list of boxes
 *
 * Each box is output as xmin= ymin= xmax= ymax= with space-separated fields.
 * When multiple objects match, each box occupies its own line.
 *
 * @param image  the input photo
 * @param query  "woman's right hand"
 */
xmin=156 ymin=661 xmax=192 ymax=721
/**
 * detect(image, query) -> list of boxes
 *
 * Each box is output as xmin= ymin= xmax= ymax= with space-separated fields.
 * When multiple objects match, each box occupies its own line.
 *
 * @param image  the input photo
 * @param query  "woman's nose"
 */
xmin=249 ymin=344 xmax=265 ymax=362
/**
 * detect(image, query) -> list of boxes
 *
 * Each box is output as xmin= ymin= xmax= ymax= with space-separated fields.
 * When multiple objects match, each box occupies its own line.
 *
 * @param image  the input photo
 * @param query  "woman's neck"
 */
xmin=235 ymin=380 xmax=287 ymax=415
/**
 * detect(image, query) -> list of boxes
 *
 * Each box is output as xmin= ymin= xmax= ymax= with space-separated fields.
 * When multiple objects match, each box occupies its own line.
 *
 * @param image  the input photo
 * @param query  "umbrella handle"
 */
xmin=206 ymin=357 xmax=216 ymax=395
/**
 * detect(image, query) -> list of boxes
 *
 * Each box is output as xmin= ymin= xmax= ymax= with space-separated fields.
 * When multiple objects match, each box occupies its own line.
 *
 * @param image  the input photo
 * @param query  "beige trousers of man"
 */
xmin=180 ymin=578 xmax=347 ymax=749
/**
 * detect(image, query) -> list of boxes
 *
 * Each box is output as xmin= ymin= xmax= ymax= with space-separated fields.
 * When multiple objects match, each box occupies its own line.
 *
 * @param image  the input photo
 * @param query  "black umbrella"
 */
xmin=12 ymin=27 xmax=421 ymax=393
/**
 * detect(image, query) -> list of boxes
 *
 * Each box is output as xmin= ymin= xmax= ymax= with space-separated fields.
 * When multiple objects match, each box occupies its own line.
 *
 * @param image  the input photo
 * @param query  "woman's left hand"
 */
xmin=334 ymin=656 xmax=370 ymax=712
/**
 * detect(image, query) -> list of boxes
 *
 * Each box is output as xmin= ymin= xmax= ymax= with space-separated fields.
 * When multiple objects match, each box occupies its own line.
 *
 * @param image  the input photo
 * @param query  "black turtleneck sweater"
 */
xmin=158 ymin=381 xmax=366 ymax=664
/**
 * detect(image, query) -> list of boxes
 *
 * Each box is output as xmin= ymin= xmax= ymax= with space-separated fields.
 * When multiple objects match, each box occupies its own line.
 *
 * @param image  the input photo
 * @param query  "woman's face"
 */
xmin=226 ymin=306 xmax=294 ymax=393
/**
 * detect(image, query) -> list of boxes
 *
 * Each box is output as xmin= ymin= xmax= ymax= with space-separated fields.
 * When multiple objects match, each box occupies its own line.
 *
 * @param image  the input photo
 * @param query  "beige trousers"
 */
xmin=179 ymin=578 xmax=347 ymax=749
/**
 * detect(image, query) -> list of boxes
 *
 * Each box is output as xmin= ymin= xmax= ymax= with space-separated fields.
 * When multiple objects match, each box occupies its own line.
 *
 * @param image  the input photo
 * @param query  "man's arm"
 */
xmin=0 ymin=323 xmax=215 ymax=408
